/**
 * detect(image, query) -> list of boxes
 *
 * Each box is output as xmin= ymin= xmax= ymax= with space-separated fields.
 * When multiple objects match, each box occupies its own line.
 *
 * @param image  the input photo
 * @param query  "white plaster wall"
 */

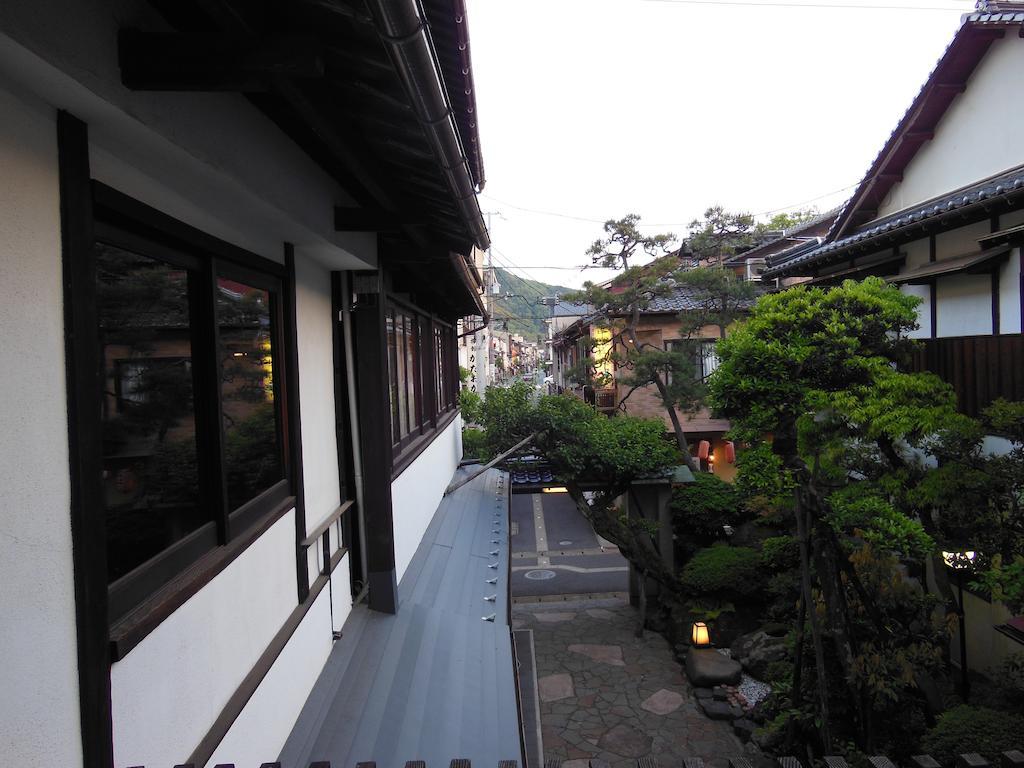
xmin=0 ymin=84 xmax=84 ymax=768
xmin=111 ymin=512 xmax=298 ymax=767
xmin=935 ymin=275 xmax=993 ymax=337
xmin=998 ymin=247 xmax=1021 ymax=334
xmin=877 ymin=36 xmax=1024 ymax=218
xmin=206 ymin=561 xmax=348 ymax=768
xmin=902 ymin=283 xmax=933 ymax=339
xmin=0 ymin=20 xmax=375 ymax=271
xmin=294 ymin=257 xmax=343 ymax=558
xmin=391 ymin=416 xmax=463 ymax=583
xmin=935 ymin=220 xmax=991 ymax=260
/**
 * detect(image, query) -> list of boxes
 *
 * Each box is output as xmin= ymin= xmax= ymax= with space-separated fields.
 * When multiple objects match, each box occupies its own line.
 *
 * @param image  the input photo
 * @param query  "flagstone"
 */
xmin=641 ymin=688 xmax=685 ymax=715
xmin=539 ymin=672 xmax=575 ymax=701
xmin=567 ymin=643 xmax=626 ymax=666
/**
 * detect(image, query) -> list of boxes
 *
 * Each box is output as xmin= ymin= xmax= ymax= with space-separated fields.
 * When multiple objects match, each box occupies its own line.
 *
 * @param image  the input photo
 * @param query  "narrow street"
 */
xmin=511 ymin=492 xmax=745 ymax=768
xmin=510 ymin=490 xmax=629 ymax=600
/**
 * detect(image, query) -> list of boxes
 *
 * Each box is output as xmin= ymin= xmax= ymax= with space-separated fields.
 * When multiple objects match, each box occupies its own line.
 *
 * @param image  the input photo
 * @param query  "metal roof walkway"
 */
xmin=279 ymin=468 xmax=522 ymax=768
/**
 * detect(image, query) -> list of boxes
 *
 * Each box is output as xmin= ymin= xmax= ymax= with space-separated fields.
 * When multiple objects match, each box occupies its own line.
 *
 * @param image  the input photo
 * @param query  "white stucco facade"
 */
xmin=391 ymin=415 xmax=464 ymax=583
xmin=0 ymin=81 xmax=84 ymax=768
xmin=878 ymin=35 xmax=1024 ymax=218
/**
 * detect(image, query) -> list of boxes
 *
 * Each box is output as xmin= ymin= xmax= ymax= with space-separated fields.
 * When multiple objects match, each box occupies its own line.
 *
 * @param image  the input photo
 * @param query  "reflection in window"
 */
xmin=96 ymin=243 xmax=206 ymax=584
xmin=217 ymin=278 xmax=282 ymax=512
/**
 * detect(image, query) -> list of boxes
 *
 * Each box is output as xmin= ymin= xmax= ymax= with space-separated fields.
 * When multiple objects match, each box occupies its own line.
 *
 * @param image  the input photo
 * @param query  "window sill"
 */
xmin=109 ymin=495 xmax=296 ymax=661
xmin=391 ymin=408 xmax=460 ymax=481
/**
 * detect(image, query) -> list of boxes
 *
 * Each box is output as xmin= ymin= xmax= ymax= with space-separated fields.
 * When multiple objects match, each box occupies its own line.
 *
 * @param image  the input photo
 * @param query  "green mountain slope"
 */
xmin=488 ymin=267 xmax=574 ymax=341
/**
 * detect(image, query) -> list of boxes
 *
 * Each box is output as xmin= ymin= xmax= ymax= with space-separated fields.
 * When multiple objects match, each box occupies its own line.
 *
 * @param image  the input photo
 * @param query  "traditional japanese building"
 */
xmin=0 ymin=1 xmax=524 ymax=766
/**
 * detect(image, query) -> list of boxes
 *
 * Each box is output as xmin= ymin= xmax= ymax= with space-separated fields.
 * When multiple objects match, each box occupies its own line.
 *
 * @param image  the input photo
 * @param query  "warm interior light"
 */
xmin=942 ymin=550 xmax=977 ymax=568
xmin=692 ymin=621 xmax=710 ymax=647
xmin=542 ymin=486 xmax=568 ymax=494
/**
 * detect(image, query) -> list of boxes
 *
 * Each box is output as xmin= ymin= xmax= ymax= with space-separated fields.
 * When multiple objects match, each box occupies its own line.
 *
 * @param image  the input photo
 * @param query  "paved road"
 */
xmin=510 ymin=491 xmax=629 ymax=600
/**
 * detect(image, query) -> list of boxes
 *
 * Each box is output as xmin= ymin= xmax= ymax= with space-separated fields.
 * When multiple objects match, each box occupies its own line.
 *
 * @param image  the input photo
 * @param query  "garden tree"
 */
xmin=568 ymin=214 xmax=755 ymax=471
xmin=475 ymin=383 xmax=683 ymax=632
xmin=755 ymin=208 xmax=820 ymax=236
xmin=686 ymin=206 xmax=756 ymax=266
xmin=708 ymin=278 xmax=967 ymax=755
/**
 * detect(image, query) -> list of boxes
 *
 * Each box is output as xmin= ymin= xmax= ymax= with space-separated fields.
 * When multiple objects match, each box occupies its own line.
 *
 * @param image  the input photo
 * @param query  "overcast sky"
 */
xmin=464 ymin=0 xmax=974 ymax=300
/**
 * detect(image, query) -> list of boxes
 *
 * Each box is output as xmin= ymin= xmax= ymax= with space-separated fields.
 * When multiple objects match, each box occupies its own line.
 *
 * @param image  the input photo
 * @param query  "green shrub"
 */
xmin=921 ymin=705 xmax=1024 ymax=764
xmin=671 ymin=472 xmax=741 ymax=539
xmin=679 ymin=544 xmax=762 ymax=598
xmin=761 ymin=535 xmax=800 ymax=570
xmin=459 ymin=388 xmax=483 ymax=425
xmin=461 ymin=428 xmax=487 ymax=460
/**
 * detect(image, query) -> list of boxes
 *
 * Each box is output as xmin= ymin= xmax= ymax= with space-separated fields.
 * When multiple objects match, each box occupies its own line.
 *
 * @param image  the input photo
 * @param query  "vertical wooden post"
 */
xmin=58 ymin=110 xmax=115 ymax=768
xmin=352 ymin=268 xmax=398 ymax=614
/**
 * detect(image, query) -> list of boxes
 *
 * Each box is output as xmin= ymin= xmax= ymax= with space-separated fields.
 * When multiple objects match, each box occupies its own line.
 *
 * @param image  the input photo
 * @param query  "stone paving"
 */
xmin=513 ymin=598 xmax=746 ymax=768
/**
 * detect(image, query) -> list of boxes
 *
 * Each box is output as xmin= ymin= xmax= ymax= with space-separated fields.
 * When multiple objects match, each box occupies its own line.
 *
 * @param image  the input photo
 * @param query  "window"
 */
xmin=92 ymin=198 xmax=291 ymax=621
xmin=386 ymin=297 xmax=458 ymax=455
xmin=665 ymin=339 xmax=720 ymax=384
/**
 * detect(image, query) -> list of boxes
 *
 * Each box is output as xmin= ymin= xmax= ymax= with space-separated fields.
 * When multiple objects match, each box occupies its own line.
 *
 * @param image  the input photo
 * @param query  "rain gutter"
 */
xmin=365 ymin=0 xmax=490 ymax=251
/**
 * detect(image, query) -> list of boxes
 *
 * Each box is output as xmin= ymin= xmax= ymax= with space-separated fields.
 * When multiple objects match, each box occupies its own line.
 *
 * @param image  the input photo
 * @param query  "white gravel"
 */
xmin=738 ymin=674 xmax=772 ymax=706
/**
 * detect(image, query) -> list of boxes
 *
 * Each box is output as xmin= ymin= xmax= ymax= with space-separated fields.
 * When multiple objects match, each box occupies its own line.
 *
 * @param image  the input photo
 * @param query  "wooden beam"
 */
xmin=334 ymin=206 xmax=428 ymax=232
xmin=118 ymin=29 xmax=324 ymax=91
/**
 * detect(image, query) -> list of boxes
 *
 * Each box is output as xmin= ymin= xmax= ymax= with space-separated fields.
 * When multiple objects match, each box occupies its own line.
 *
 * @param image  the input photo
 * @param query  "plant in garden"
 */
xmin=921 ymin=705 xmax=1024 ymax=764
xmin=458 ymin=388 xmax=483 ymax=425
xmin=670 ymin=472 xmax=742 ymax=542
xmin=566 ymin=214 xmax=756 ymax=471
xmin=708 ymin=277 xmax=965 ymax=754
xmin=678 ymin=544 xmax=762 ymax=599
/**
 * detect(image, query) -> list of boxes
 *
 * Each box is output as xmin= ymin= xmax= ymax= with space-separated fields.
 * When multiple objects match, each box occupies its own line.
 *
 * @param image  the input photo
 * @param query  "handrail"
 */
xmin=300 ymin=499 xmax=355 ymax=548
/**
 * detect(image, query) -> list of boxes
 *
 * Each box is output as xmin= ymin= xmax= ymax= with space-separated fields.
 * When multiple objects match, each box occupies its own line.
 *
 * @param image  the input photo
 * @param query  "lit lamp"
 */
xmin=691 ymin=621 xmax=711 ymax=647
xmin=941 ymin=549 xmax=976 ymax=702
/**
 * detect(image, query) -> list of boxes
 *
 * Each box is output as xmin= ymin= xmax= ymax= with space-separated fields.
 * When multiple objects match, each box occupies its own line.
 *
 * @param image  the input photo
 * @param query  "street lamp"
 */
xmin=691 ymin=621 xmax=711 ymax=647
xmin=941 ymin=549 xmax=976 ymax=702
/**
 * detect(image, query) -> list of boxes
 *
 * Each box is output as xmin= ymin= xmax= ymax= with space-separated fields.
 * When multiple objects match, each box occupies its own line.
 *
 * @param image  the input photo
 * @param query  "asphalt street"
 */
xmin=509 ymin=491 xmax=629 ymax=600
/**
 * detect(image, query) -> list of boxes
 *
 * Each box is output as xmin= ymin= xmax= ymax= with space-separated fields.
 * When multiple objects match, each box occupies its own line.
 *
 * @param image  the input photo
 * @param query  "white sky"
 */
xmin=465 ymin=0 xmax=973 ymax=297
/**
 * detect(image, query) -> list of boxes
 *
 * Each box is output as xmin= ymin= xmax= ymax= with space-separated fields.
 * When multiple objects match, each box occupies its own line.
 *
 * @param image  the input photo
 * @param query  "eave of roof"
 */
xmin=828 ymin=11 xmax=1022 ymax=241
xmin=764 ymin=165 xmax=1024 ymax=278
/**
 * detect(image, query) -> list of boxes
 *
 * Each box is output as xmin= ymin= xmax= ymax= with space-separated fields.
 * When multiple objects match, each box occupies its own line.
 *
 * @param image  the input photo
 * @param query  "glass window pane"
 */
xmin=217 ymin=277 xmax=282 ymax=512
xmin=405 ymin=314 xmax=418 ymax=429
xmin=395 ymin=312 xmax=408 ymax=439
xmin=96 ymin=243 xmax=207 ymax=584
xmin=387 ymin=309 xmax=399 ymax=443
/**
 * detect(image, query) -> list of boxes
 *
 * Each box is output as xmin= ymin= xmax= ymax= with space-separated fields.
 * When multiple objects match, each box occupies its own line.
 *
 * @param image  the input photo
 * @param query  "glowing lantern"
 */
xmin=724 ymin=441 xmax=736 ymax=464
xmin=691 ymin=622 xmax=711 ymax=647
xmin=697 ymin=440 xmax=711 ymax=460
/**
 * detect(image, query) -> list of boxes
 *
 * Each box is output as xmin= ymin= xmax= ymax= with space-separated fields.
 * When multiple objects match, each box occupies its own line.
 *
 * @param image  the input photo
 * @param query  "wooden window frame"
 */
xmin=385 ymin=294 xmax=459 ymax=478
xmin=72 ymin=183 xmax=303 ymax=653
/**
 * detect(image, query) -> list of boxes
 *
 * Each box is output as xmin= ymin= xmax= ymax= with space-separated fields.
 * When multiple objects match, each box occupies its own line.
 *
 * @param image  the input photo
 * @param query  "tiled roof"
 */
xmin=765 ymin=165 xmax=1024 ymax=277
xmin=646 ymin=285 xmax=758 ymax=313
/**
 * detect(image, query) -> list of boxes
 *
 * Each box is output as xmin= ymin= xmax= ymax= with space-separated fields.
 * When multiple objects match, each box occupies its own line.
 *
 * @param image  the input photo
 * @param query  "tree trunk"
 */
xmin=786 ymin=587 xmax=808 ymax=750
xmin=795 ymin=488 xmax=832 ymax=754
xmin=623 ymin=324 xmax=698 ymax=472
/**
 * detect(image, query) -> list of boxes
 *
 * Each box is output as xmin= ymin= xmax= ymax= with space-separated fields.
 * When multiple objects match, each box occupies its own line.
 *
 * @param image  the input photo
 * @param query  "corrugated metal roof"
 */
xmin=279 ymin=468 xmax=521 ymax=767
xmin=765 ymin=165 xmax=1024 ymax=277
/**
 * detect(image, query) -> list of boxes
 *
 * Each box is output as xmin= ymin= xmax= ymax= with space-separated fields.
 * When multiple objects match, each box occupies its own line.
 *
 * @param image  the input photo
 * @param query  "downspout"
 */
xmin=341 ymin=272 xmax=370 ymax=601
xmin=365 ymin=0 xmax=490 ymax=251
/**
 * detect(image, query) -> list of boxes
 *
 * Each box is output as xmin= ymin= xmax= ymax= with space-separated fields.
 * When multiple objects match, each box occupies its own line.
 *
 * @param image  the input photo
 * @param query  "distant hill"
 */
xmin=489 ymin=267 xmax=574 ymax=341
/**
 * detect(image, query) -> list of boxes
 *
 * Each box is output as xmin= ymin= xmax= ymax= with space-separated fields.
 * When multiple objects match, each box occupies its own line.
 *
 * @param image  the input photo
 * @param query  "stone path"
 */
xmin=513 ymin=598 xmax=746 ymax=768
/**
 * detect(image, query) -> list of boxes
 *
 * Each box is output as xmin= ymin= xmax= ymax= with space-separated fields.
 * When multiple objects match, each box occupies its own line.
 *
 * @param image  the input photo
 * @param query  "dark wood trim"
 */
xmin=58 ymin=110 xmax=115 ymax=768
xmin=109 ymin=495 xmax=296 ymax=660
xmin=390 ymin=407 xmax=460 ymax=480
xmin=184 ymin=544 xmax=343 ymax=768
xmin=284 ymin=245 xmax=309 ymax=603
xmin=300 ymin=500 xmax=355 ymax=547
xmin=91 ymin=182 xmax=285 ymax=277
xmin=993 ymin=268 xmax=1001 ymax=335
xmin=331 ymin=271 xmax=363 ymax=598
xmin=353 ymin=266 xmax=398 ymax=614
xmin=929 ymin=234 xmax=936 ymax=263
xmin=930 ymin=278 xmax=938 ymax=340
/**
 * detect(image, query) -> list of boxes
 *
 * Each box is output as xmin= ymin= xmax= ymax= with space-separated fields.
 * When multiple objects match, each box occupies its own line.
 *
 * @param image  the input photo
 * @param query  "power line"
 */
xmin=640 ymin=0 xmax=972 ymax=10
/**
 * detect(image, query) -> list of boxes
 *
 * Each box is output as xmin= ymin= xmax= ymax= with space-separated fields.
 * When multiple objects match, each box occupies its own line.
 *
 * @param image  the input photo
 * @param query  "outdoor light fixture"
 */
xmin=691 ymin=621 xmax=711 ymax=647
xmin=941 ymin=549 xmax=976 ymax=703
xmin=542 ymin=487 xmax=568 ymax=494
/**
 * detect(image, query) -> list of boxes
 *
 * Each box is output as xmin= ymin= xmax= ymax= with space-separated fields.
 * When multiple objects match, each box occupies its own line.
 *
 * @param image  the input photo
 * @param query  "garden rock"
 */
xmin=730 ymin=629 xmax=788 ymax=679
xmin=699 ymin=699 xmax=739 ymax=721
xmin=694 ymin=687 xmax=713 ymax=699
xmin=732 ymin=718 xmax=757 ymax=742
xmin=685 ymin=648 xmax=742 ymax=687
